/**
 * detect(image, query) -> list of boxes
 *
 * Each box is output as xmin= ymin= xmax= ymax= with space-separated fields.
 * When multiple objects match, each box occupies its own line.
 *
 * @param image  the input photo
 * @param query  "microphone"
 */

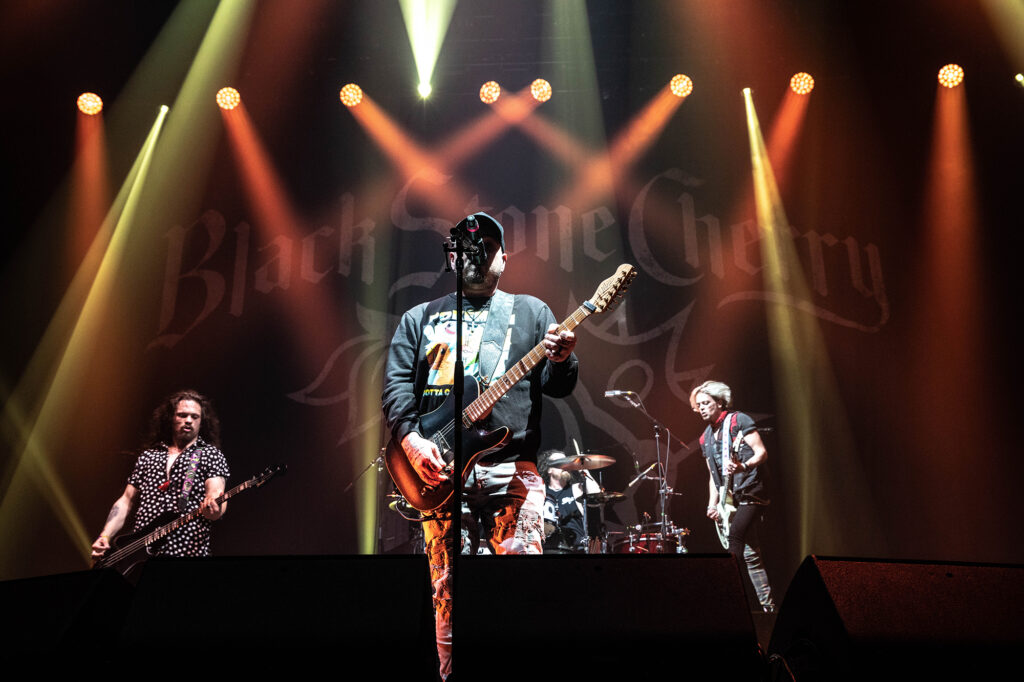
xmin=604 ymin=390 xmax=641 ymax=407
xmin=462 ymin=214 xmax=487 ymax=266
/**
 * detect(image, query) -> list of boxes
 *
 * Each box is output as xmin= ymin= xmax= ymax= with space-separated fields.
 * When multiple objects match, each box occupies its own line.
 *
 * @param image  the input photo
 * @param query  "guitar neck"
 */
xmin=143 ymin=477 xmax=259 ymax=543
xmin=462 ymin=301 xmax=595 ymax=425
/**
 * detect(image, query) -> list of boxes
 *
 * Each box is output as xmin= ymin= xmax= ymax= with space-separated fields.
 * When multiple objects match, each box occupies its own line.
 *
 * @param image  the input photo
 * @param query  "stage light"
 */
xmin=339 ymin=83 xmax=363 ymax=107
xmin=77 ymin=92 xmax=103 ymax=115
xmin=216 ymin=87 xmax=241 ymax=110
xmin=670 ymin=74 xmax=693 ymax=98
xmin=479 ymin=80 xmax=501 ymax=104
xmin=790 ymin=72 xmax=814 ymax=95
xmin=938 ymin=64 xmax=964 ymax=88
xmin=531 ymin=78 xmax=552 ymax=102
xmin=418 ymin=82 xmax=432 ymax=98
xmin=1015 ymin=73 xmax=1023 ymax=87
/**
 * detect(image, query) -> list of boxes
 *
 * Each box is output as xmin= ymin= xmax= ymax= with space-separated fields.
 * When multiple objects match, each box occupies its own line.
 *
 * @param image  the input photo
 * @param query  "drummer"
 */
xmin=538 ymin=449 xmax=602 ymax=553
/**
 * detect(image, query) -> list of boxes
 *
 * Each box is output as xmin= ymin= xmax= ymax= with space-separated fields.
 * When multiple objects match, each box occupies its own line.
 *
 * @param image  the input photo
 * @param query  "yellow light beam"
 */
xmin=0 ymin=107 xmax=169 ymax=575
xmin=743 ymin=89 xmax=879 ymax=559
xmin=399 ymin=0 xmax=457 ymax=96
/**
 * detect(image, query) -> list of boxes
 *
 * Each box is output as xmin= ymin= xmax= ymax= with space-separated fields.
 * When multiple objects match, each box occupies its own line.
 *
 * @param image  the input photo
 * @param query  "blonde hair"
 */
xmin=689 ymin=380 xmax=733 ymax=411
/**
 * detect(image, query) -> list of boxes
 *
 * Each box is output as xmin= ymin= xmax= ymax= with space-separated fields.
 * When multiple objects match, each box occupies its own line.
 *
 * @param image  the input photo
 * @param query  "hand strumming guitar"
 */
xmin=402 ymin=432 xmax=448 ymax=486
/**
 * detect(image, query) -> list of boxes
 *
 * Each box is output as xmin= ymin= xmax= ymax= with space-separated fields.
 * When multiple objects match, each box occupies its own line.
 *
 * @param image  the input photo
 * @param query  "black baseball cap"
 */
xmin=457 ymin=212 xmax=505 ymax=252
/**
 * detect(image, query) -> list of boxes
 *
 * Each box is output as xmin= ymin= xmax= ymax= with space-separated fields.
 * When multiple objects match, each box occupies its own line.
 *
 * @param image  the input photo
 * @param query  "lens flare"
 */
xmin=216 ymin=87 xmax=241 ymax=110
xmin=669 ymin=74 xmax=693 ymax=98
xmin=77 ymin=92 xmax=103 ymax=115
xmin=530 ymin=78 xmax=552 ymax=102
xmin=339 ymin=83 xmax=364 ymax=107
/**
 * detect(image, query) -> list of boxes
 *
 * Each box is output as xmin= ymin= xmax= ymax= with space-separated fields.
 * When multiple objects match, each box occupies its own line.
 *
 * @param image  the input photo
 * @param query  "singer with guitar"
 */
xmin=692 ymin=380 xmax=776 ymax=613
xmin=382 ymin=213 xmax=579 ymax=680
xmin=91 ymin=389 xmax=230 ymax=564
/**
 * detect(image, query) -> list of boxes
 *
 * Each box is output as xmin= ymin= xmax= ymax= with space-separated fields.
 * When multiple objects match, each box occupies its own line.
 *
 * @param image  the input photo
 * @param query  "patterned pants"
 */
xmin=422 ymin=460 xmax=545 ymax=680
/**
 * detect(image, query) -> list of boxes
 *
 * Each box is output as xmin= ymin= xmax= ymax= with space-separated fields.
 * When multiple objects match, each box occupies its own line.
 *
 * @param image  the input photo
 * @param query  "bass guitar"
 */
xmin=93 ymin=464 xmax=286 ymax=576
xmin=385 ymin=263 xmax=637 ymax=512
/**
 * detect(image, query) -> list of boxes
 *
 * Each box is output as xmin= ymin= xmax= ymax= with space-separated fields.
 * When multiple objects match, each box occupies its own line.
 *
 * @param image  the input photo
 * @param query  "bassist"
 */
xmin=91 ymin=389 xmax=229 ymax=562
xmin=381 ymin=213 xmax=578 ymax=680
xmin=692 ymin=380 xmax=775 ymax=613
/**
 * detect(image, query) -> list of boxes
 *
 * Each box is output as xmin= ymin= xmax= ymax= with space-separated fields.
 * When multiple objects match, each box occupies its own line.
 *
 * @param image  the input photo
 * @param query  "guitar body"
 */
xmin=714 ymin=486 xmax=736 ymax=550
xmin=714 ymin=425 xmax=743 ymax=550
xmin=384 ymin=375 xmax=510 ymax=513
xmin=93 ymin=510 xmax=180 ymax=576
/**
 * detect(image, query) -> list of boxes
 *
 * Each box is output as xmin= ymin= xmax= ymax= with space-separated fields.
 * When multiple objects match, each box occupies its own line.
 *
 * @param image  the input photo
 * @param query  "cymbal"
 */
xmin=576 ymin=491 xmax=625 ymax=504
xmin=547 ymin=453 xmax=615 ymax=470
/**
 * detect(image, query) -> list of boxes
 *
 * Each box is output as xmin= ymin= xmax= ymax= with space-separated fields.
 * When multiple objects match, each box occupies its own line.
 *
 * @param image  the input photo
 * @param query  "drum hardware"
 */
xmin=607 ymin=390 xmax=700 ymax=555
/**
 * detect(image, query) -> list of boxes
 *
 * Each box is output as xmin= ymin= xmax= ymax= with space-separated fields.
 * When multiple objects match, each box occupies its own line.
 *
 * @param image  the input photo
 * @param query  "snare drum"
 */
xmin=612 ymin=533 xmax=677 ymax=554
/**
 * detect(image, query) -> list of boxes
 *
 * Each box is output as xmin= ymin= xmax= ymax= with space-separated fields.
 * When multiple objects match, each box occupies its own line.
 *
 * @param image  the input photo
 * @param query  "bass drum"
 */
xmin=612 ymin=533 xmax=677 ymax=554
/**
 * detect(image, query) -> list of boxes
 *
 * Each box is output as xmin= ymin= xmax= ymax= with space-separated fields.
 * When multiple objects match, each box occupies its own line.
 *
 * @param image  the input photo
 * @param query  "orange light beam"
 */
xmin=902 ymin=79 xmax=988 ymax=554
xmin=435 ymin=92 xmax=538 ymax=168
xmin=557 ymin=84 xmax=686 ymax=212
xmin=346 ymin=95 xmax=475 ymax=219
xmin=69 ymin=110 xmax=110 ymax=277
xmin=220 ymin=104 xmax=349 ymax=372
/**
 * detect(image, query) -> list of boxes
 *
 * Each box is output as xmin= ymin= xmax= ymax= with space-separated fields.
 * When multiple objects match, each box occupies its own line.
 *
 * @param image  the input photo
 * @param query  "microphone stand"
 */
xmin=607 ymin=391 xmax=689 ymax=541
xmin=441 ymin=220 xmax=485 ymax=673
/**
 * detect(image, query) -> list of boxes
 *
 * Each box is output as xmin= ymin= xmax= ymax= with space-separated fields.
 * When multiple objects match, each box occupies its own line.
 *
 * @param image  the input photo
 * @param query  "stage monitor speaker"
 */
xmin=0 ymin=568 xmax=133 ymax=660
xmin=768 ymin=555 xmax=1024 ymax=680
xmin=122 ymin=555 xmax=435 ymax=675
xmin=454 ymin=554 xmax=763 ymax=680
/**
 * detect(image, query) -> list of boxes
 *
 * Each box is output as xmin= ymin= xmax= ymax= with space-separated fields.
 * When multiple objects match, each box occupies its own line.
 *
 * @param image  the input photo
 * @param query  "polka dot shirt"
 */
xmin=128 ymin=439 xmax=230 ymax=557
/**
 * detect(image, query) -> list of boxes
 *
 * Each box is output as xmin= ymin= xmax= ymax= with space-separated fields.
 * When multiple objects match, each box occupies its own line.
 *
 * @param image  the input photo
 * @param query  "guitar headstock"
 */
xmin=587 ymin=263 xmax=637 ymax=314
xmin=253 ymin=464 xmax=288 ymax=487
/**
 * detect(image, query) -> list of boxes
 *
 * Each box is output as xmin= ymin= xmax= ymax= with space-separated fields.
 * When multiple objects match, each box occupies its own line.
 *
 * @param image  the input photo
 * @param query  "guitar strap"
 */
xmin=178 ymin=446 xmax=202 ymax=513
xmin=718 ymin=412 xmax=738 ymax=479
xmin=477 ymin=290 xmax=514 ymax=387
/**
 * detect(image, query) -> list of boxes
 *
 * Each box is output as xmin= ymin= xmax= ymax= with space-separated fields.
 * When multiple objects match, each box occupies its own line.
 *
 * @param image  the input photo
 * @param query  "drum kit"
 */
xmin=541 ymin=448 xmax=689 ymax=555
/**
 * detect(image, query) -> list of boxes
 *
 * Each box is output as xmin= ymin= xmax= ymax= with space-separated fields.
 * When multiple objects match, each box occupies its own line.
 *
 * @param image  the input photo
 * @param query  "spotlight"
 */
xmin=937 ymin=64 xmax=964 ymax=88
xmin=339 ymin=83 xmax=363 ymax=107
xmin=479 ymin=81 xmax=501 ymax=104
xmin=216 ymin=87 xmax=241 ymax=110
xmin=789 ymin=72 xmax=814 ymax=95
xmin=77 ymin=92 xmax=103 ymax=115
xmin=1015 ymin=73 xmax=1023 ymax=87
xmin=670 ymin=74 xmax=693 ymax=98
xmin=531 ymin=78 xmax=552 ymax=103
xmin=418 ymin=82 xmax=432 ymax=98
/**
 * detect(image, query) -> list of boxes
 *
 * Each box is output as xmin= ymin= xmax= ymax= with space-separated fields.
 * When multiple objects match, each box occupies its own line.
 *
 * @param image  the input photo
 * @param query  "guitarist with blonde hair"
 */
xmin=382 ymin=213 xmax=579 ymax=680
xmin=691 ymin=380 xmax=776 ymax=613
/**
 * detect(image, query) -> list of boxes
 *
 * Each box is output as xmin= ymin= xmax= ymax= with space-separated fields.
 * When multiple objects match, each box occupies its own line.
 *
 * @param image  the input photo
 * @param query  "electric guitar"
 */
xmin=714 ymin=430 xmax=745 ymax=549
xmin=385 ymin=264 xmax=637 ymax=512
xmin=93 ymin=465 xmax=286 ymax=576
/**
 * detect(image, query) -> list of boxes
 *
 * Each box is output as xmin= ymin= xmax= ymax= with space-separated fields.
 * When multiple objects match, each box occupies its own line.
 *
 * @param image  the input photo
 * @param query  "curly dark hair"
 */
xmin=147 ymin=389 xmax=221 ymax=448
xmin=537 ymin=448 xmax=565 ymax=480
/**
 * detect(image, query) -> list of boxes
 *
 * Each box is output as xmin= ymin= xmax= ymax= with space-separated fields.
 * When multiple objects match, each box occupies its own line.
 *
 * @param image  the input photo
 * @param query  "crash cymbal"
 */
xmin=576 ymin=491 xmax=625 ymax=504
xmin=547 ymin=453 xmax=615 ymax=470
